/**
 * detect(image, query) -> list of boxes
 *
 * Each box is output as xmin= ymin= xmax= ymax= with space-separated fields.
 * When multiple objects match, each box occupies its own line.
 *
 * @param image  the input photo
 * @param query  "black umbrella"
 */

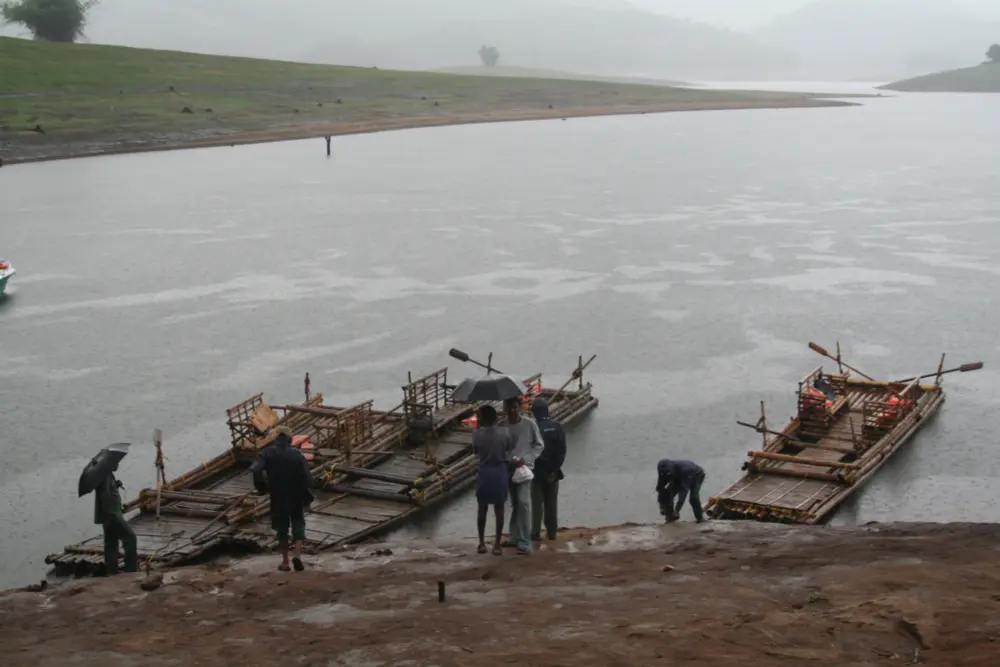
xmin=451 ymin=375 xmax=525 ymax=402
xmin=78 ymin=443 xmax=130 ymax=497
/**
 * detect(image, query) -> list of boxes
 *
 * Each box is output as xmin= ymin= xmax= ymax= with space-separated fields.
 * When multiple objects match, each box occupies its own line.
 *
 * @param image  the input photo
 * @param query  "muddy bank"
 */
xmin=2 ymin=521 xmax=997 ymax=666
xmin=3 ymin=98 xmax=854 ymax=165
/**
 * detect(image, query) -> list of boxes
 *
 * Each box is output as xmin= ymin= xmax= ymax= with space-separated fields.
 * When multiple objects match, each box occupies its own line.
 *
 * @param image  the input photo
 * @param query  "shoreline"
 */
xmin=2 ymin=520 xmax=997 ymax=665
xmin=2 ymin=98 xmax=855 ymax=166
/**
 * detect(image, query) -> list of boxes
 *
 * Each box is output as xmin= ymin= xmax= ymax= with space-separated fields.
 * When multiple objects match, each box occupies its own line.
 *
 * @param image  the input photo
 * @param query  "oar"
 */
xmin=893 ymin=362 xmax=983 ymax=384
xmin=448 ymin=348 xmax=504 ymax=375
xmin=807 ymin=341 xmax=874 ymax=381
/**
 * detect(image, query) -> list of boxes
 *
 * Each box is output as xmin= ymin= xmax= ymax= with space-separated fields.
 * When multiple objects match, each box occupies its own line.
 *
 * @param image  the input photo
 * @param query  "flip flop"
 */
xmin=292 ymin=557 xmax=304 ymax=572
xmin=491 ymin=546 xmax=503 ymax=556
xmin=515 ymin=548 xmax=530 ymax=556
xmin=477 ymin=544 xmax=488 ymax=554
xmin=278 ymin=563 xmax=291 ymax=572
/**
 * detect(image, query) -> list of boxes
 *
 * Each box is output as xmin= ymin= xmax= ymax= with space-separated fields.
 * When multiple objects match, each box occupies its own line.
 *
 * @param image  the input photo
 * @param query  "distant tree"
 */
xmin=0 ymin=0 xmax=98 ymax=43
xmin=478 ymin=44 xmax=500 ymax=68
xmin=988 ymin=44 xmax=1000 ymax=64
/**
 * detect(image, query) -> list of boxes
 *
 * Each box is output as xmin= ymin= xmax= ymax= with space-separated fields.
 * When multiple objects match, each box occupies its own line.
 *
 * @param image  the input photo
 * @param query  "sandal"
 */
xmin=278 ymin=563 xmax=291 ymax=572
xmin=292 ymin=557 xmax=304 ymax=572
xmin=515 ymin=548 xmax=530 ymax=556
xmin=477 ymin=544 xmax=488 ymax=554
xmin=491 ymin=545 xmax=503 ymax=556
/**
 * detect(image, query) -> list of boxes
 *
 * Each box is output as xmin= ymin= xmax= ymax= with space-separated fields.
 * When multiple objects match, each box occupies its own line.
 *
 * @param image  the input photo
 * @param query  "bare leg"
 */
xmin=493 ymin=503 xmax=505 ymax=551
xmin=279 ymin=538 xmax=290 ymax=568
xmin=477 ymin=503 xmax=488 ymax=548
xmin=293 ymin=540 xmax=303 ymax=559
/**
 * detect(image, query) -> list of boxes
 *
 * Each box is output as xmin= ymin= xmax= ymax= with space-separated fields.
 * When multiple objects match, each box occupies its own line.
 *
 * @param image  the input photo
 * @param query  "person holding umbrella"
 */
xmin=450 ymin=371 xmax=542 ymax=555
xmin=471 ymin=404 xmax=512 ymax=555
xmin=79 ymin=443 xmax=138 ymax=575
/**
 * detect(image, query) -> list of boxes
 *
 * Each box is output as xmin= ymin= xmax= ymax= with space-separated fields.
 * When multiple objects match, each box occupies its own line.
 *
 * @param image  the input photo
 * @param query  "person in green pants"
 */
xmin=94 ymin=462 xmax=138 ymax=575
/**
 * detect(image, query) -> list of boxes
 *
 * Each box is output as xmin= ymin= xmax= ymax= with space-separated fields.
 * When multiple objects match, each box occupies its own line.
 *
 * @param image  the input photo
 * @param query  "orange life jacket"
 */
xmin=291 ymin=434 xmax=315 ymax=461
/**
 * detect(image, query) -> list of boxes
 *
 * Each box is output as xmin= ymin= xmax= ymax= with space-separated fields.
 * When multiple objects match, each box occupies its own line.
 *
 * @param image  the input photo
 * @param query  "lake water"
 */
xmin=2 ymin=84 xmax=999 ymax=590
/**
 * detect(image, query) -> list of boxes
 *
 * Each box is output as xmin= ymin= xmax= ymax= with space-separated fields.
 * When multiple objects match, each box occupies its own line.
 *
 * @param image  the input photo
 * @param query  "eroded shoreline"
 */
xmin=2 ymin=98 xmax=855 ymax=165
xmin=2 ymin=520 xmax=996 ymax=666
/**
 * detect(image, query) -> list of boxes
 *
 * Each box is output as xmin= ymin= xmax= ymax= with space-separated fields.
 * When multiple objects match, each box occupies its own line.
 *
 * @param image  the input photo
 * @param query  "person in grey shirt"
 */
xmin=501 ymin=397 xmax=544 ymax=554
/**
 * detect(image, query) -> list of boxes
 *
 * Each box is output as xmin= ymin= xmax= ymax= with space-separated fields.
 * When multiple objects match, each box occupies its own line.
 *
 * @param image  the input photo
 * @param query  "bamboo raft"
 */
xmin=705 ymin=342 xmax=981 ymax=525
xmin=46 ymin=351 xmax=598 ymax=576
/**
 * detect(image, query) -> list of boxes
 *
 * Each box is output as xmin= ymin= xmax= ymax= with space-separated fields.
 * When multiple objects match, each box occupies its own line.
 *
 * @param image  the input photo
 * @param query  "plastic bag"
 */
xmin=512 ymin=465 xmax=535 ymax=485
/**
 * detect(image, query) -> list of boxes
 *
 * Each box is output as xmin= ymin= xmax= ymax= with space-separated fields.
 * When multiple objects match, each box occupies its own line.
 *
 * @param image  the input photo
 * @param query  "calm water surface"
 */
xmin=2 ymin=86 xmax=999 ymax=589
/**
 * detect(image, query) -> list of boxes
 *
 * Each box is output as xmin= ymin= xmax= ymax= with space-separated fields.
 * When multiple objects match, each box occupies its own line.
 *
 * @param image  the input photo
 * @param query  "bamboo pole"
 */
xmin=323 ymin=484 xmax=415 ymax=503
xmin=735 ymin=420 xmax=855 ymax=454
xmin=153 ymin=429 xmax=165 ymax=519
xmin=747 ymin=450 xmax=858 ymax=470
xmin=548 ymin=354 xmax=597 ymax=405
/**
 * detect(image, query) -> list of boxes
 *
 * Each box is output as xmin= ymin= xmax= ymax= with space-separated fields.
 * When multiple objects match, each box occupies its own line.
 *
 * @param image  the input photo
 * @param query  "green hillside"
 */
xmin=0 ymin=37 xmax=841 ymax=163
xmin=879 ymin=63 xmax=1000 ymax=92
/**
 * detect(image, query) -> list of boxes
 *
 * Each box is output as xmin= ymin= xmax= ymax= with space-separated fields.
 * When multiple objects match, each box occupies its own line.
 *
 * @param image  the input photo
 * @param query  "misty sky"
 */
xmin=629 ymin=0 xmax=1000 ymax=29
xmin=3 ymin=0 xmax=999 ymax=81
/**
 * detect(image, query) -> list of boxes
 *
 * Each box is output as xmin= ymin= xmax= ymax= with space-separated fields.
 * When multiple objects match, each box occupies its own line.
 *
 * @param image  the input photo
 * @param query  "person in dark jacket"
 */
xmin=94 ymin=461 xmax=138 ymax=575
xmin=656 ymin=459 xmax=706 ymax=523
xmin=530 ymin=398 xmax=566 ymax=541
xmin=251 ymin=426 xmax=313 ymax=572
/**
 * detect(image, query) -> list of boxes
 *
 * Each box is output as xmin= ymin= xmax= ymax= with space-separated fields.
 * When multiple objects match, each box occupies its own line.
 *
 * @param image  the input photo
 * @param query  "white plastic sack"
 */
xmin=511 ymin=465 xmax=535 ymax=485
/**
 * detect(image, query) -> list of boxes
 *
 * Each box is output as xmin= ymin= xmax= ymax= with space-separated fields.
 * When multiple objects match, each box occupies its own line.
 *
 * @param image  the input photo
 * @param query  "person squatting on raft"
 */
xmin=252 ymin=426 xmax=314 ymax=572
xmin=95 ymin=461 xmax=138 ymax=575
xmin=656 ymin=458 xmax=706 ymax=523
xmin=472 ymin=404 xmax=513 ymax=555
xmin=502 ymin=397 xmax=544 ymax=555
xmin=530 ymin=398 xmax=566 ymax=542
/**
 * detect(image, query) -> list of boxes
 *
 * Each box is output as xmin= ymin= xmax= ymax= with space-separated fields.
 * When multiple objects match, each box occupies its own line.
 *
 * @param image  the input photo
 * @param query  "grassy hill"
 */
xmin=0 ymin=37 xmax=845 ymax=163
xmin=879 ymin=63 xmax=1000 ymax=92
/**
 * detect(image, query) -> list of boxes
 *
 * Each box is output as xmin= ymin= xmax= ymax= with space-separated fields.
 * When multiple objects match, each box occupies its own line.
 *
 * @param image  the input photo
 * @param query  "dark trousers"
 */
xmin=661 ymin=472 xmax=706 ymax=522
xmin=685 ymin=472 xmax=706 ymax=522
xmin=103 ymin=514 xmax=138 ymax=574
xmin=530 ymin=477 xmax=560 ymax=539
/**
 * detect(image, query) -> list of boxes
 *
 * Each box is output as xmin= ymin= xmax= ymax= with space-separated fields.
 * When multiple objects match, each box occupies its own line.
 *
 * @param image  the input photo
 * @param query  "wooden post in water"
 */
xmin=153 ymin=429 xmax=166 ymax=519
xmin=325 ymin=135 xmax=331 ymax=156
xmin=934 ymin=353 xmax=946 ymax=386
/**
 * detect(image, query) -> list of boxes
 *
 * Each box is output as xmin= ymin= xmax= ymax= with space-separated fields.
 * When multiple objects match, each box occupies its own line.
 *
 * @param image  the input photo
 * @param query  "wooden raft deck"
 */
xmin=231 ymin=370 xmax=600 ymax=553
xmin=705 ymin=363 xmax=945 ymax=525
xmin=47 ymin=356 xmax=599 ymax=575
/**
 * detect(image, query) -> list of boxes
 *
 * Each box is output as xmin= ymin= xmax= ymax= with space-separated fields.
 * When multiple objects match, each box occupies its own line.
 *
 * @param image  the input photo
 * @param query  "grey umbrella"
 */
xmin=78 ymin=443 xmax=130 ymax=497
xmin=451 ymin=375 xmax=525 ymax=402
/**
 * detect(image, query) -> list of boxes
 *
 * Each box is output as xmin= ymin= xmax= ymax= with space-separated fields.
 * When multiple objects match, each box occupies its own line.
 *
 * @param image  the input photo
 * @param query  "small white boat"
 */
xmin=0 ymin=259 xmax=15 ymax=296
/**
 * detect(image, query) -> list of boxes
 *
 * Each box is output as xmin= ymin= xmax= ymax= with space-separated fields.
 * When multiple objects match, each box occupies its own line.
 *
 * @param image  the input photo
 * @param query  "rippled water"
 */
xmin=2 ymin=86 xmax=999 ymax=589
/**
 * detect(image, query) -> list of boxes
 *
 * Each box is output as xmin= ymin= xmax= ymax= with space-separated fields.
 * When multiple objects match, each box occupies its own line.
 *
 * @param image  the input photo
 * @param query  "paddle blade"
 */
xmin=448 ymin=348 xmax=469 ymax=362
xmin=808 ymin=342 xmax=830 ymax=357
xmin=960 ymin=361 xmax=984 ymax=372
